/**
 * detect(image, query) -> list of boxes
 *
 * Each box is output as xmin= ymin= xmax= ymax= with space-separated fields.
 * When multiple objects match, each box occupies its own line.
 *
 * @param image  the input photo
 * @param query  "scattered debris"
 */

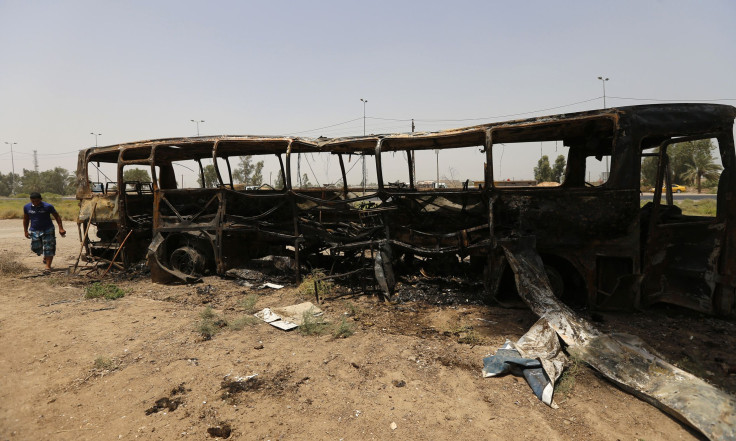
xmin=390 ymin=422 xmax=398 ymax=430
xmin=259 ymin=283 xmax=284 ymax=290
xmin=392 ymin=380 xmax=406 ymax=388
xmin=249 ymin=255 xmax=296 ymax=273
xmin=207 ymin=423 xmax=232 ymax=439
xmin=482 ymin=337 xmax=560 ymax=408
xmin=145 ymin=383 xmax=188 ymax=415
xmin=225 ymin=268 xmax=266 ymax=283
xmin=271 ymin=302 xmax=323 ymax=325
xmin=195 ymin=285 xmax=217 ymax=295
xmin=254 ymin=302 xmax=324 ymax=332
xmin=500 ymin=237 xmax=736 ymax=441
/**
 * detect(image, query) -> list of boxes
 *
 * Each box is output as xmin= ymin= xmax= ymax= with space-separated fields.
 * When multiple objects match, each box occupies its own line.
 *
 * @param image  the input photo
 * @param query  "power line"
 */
xmin=287 ymin=117 xmax=363 ymax=136
xmin=366 ymin=97 xmax=603 ymax=123
xmin=14 ymin=150 xmax=80 ymax=156
xmin=286 ymin=95 xmax=736 ymax=138
xmin=608 ymin=96 xmax=736 ymax=102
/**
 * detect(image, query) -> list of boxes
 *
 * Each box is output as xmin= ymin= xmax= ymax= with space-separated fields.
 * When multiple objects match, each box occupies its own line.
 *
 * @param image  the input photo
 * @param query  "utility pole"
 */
xmin=597 ymin=76 xmax=609 ymax=109
xmin=33 ymin=150 xmax=39 ymax=173
xmin=411 ymin=119 xmax=416 ymax=185
xmin=5 ymin=142 xmax=17 ymax=194
xmin=360 ymin=98 xmax=367 ymax=193
xmin=598 ymin=76 xmax=610 ymax=173
xmin=90 ymin=132 xmax=102 ymax=182
xmin=435 ymin=149 xmax=439 ymax=188
xmin=190 ymin=119 xmax=205 ymax=136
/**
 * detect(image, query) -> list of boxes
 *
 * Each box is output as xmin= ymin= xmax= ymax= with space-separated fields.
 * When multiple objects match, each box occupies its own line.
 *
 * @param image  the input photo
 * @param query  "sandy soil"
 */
xmin=0 ymin=219 xmax=734 ymax=440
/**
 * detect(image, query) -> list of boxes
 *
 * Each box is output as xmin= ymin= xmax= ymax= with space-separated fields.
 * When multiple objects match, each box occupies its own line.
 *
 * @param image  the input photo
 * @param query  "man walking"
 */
xmin=23 ymin=192 xmax=66 ymax=272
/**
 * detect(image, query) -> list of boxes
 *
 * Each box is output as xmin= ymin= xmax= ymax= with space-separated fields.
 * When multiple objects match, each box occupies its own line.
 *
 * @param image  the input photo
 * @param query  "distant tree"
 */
xmin=41 ymin=168 xmax=75 ymax=194
xmin=232 ymin=156 xmax=265 ymax=186
xmin=197 ymin=164 xmax=219 ymax=188
xmin=682 ymin=143 xmax=722 ymax=193
xmin=20 ymin=167 xmax=74 ymax=195
xmin=0 ymin=172 xmax=20 ymax=196
xmin=19 ymin=169 xmax=42 ymax=193
xmin=552 ymin=155 xmax=566 ymax=183
xmin=123 ymin=168 xmax=151 ymax=182
xmin=640 ymin=139 xmax=720 ymax=191
xmin=641 ymin=156 xmax=658 ymax=188
xmin=533 ymin=155 xmax=553 ymax=182
xmin=273 ymin=170 xmax=285 ymax=189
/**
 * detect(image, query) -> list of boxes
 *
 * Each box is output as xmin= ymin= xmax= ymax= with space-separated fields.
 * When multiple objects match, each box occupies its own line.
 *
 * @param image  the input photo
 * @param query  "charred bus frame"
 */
xmin=75 ymin=103 xmax=736 ymax=316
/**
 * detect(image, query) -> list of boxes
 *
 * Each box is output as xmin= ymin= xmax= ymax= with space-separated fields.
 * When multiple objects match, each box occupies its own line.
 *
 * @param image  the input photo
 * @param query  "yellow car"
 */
xmin=650 ymin=184 xmax=687 ymax=193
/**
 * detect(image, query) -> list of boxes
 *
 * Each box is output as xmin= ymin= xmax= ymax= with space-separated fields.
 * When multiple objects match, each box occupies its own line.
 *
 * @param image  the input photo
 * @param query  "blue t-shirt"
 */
xmin=24 ymin=201 xmax=57 ymax=231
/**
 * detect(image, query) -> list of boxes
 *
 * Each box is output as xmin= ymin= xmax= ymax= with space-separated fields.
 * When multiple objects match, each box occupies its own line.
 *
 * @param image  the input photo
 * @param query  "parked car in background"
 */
xmin=650 ymin=184 xmax=687 ymax=193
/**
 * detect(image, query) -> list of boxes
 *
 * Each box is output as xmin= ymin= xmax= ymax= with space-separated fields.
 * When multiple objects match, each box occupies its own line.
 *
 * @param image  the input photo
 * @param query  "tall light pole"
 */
xmin=435 ymin=149 xmax=439 ymax=188
xmin=597 ymin=76 xmax=610 ymax=175
xmin=360 ymin=98 xmax=367 ymax=193
xmin=5 ymin=142 xmax=17 ymax=194
xmin=172 ymin=162 xmax=196 ymax=188
xmin=597 ymin=76 xmax=609 ymax=109
xmin=90 ymin=133 xmax=101 ymax=182
xmin=190 ymin=119 xmax=205 ymax=136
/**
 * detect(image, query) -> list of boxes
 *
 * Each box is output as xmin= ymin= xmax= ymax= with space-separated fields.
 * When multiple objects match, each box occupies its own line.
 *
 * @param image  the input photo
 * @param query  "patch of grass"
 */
xmin=675 ymin=199 xmax=717 ymax=217
xmin=556 ymin=354 xmax=584 ymax=397
xmin=227 ymin=315 xmax=259 ymax=330
xmin=332 ymin=317 xmax=355 ymax=339
xmin=196 ymin=306 xmax=222 ymax=340
xmin=0 ymin=197 xmax=78 ymax=221
xmin=640 ymin=198 xmax=718 ymax=217
xmin=445 ymin=323 xmax=482 ymax=345
xmin=343 ymin=301 xmax=361 ymax=317
xmin=196 ymin=306 xmax=253 ymax=338
xmin=456 ymin=328 xmax=482 ymax=346
xmin=85 ymin=282 xmax=125 ymax=300
xmin=237 ymin=294 xmax=259 ymax=313
xmin=196 ymin=319 xmax=219 ymax=340
xmin=298 ymin=270 xmax=334 ymax=300
xmin=298 ymin=308 xmax=329 ymax=336
xmin=200 ymin=305 xmax=217 ymax=320
xmin=0 ymin=251 xmax=28 ymax=276
xmin=93 ymin=356 xmax=119 ymax=371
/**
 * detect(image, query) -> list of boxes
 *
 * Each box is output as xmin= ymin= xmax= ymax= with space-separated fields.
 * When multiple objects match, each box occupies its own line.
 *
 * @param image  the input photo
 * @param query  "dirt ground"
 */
xmin=1 ymin=219 xmax=734 ymax=441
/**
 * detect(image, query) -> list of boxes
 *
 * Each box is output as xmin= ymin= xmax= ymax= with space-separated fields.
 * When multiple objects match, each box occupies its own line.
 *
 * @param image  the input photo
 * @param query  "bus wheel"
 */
xmin=170 ymin=246 xmax=205 ymax=276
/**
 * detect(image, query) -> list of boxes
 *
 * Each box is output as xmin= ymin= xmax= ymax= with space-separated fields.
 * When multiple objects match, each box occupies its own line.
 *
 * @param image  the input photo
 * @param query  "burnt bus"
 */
xmin=76 ymin=103 xmax=736 ymax=315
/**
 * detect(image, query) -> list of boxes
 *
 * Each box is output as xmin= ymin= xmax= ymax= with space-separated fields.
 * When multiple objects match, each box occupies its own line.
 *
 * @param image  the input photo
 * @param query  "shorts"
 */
xmin=30 ymin=228 xmax=56 ymax=257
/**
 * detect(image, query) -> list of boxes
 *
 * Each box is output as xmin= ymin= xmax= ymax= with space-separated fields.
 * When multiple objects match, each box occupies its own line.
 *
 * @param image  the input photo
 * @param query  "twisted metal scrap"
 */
xmin=501 ymin=237 xmax=736 ymax=441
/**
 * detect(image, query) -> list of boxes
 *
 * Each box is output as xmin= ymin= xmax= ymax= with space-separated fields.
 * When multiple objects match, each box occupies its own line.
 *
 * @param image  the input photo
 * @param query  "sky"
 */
xmin=0 ymin=0 xmax=734 ymax=185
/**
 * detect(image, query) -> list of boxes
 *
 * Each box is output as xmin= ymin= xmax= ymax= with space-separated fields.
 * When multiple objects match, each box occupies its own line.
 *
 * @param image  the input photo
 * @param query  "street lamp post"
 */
xmin=360 ymin=98 xmax=367 ymax=193
xmin=5 ymin=141 xmax=17 ymax=194
xmin=172 ymin=162 xmax=196 ymax=188
xmin=597 ymin=76 xmax=609 ymax=109
xmin=435 ymin=149 xmax=439 ymax=188
xmin=190 ymin=119 xmax=205 ymax=136
xmin=90 ymin=133 xmax=102 ymax=182
xmin=597 ymin=76 xmax=610 ymax=174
